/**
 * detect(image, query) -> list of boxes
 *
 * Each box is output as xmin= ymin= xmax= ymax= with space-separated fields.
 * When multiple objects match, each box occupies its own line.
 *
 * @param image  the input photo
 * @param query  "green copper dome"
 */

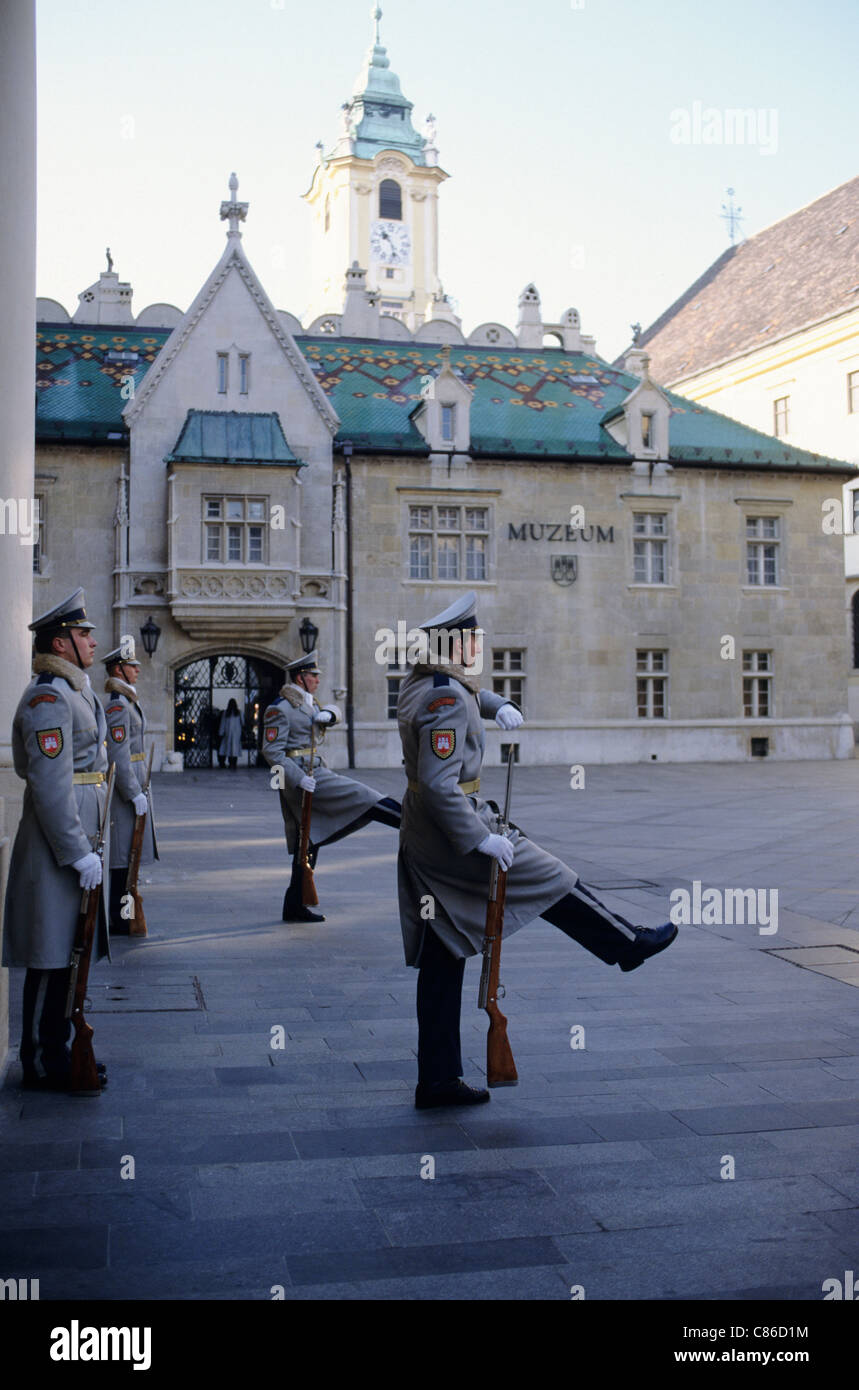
xmin=340 ymin=5 xmax=426 ymax=164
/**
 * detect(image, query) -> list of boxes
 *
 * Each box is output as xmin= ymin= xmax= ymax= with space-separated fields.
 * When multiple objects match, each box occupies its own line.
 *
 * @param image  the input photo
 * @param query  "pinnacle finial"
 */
xmin=372 ymin=3 xmax=382 ymax=44
xmin=220 ymin=172 xmax=249 ymax=239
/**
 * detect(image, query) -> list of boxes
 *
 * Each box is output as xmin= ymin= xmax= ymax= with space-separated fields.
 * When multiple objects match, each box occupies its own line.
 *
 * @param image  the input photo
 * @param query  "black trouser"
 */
xmin=283 ymin=798 xmax=402 ymax=911
xmin=415 ymin=882 xmax=639 ymax=1086
xmin=21 ymin=967 xmax=72 ymax=1082
xmin=109 ymin=868 xmax=128 ymax=933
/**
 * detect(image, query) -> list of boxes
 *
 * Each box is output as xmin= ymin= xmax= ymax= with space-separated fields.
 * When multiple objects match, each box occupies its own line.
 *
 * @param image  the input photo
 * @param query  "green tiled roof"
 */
xmin=166 ymin=410 xmax=301 ymax=466
xmin=34 ymin=323 xmax=856 ymax=472
xmin=36 ymin=325 xmax=169 ymax=441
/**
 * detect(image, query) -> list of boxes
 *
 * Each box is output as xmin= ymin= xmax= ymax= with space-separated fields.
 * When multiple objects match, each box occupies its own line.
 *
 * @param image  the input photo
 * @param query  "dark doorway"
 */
xmin=174 ymin=653 xmax=285 ymax=769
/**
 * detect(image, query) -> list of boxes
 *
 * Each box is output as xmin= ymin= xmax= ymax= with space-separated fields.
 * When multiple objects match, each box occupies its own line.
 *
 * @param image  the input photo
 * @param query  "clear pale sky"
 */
xmin=35 ymin=0 xmax=859 ymax=361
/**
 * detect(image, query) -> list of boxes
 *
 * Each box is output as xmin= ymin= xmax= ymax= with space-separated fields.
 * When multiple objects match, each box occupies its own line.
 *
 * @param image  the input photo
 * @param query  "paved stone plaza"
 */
xmin=2 ymin=758 xmax=859 ymax=1301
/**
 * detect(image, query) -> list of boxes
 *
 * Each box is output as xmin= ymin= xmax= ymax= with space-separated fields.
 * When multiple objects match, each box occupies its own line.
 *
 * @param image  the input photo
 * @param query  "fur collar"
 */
xmin=104 ymin=676 xmax=138 ymax=703
xmin=279 ymin=684 xmax=316 ymax=709
xmin=32 ymin=653 xmax=88 ymax=692
xmin=412 ymin=662 xmax=480 ymax=695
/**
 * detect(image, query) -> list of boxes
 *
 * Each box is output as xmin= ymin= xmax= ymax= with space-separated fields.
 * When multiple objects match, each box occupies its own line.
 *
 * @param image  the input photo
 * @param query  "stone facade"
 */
xmin=350 ymin=455 xmax=853 ymax=766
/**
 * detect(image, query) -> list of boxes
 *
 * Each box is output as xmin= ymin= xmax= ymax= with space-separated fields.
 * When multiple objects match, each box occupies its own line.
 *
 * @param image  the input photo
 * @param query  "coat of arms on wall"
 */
xmin=551 ymin=555 xmax=578 ymax=586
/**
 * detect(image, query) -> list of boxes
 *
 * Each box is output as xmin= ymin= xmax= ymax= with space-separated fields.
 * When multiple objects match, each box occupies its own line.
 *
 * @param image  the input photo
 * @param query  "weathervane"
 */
xmin=720 ymin=188 xmax=744 ymax=246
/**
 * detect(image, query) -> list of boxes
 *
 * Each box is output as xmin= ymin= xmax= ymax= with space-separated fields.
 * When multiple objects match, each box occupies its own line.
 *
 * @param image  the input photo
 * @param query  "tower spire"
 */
xmin=373 ymin=3 xmax=382 ymax=44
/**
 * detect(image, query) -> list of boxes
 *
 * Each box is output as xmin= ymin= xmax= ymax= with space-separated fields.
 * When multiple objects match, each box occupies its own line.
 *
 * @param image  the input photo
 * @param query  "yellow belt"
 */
xmin=287 ymin=748 xmax=315 ymax=759
xmin=73 ymin=772 xmax=104 ymax=785
xmin=409 ymin=778 xmax=480 ymax=796
xmin=130 ymin=753 xmax=145 ymax=762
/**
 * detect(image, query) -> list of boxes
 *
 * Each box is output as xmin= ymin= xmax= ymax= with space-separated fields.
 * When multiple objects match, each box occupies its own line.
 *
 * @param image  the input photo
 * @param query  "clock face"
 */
xmin=370 ymin=220 xmax=411 ymax=266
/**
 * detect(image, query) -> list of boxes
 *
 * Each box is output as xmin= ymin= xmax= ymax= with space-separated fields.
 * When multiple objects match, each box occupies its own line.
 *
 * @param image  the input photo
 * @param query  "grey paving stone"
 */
xmin=0 ymin=1224 xmax=108 ymax=1269
xmin=375 ymin=1194 xmax=600 ymax=1246
xmin=573 ymin=1174 xmax=850 ymax=1231
xmin=285 ymin=1235 xmax=566 ymax=1286
xmin=109 ymin=1209 xmax=388 ymax=1266
xmin=0 ymin=1188 xmax=192 ymax=1228
xmin=0 ymin=1141 xmax=80 ymax=1173
xmin=573 ymin=1110 xmax=694 ymax=1141
xmin=456 ymin=1116 xmax=604 ymax=1149
xmin=289 ymin=1123 xmax=475 ymax=1159
xmin=81 ymin=1132 xmax=299 ymax=1168
xmin=667 ymin=1103 xmax=813 ymax=1134
xmin=354 ymin=1168 xmax=553 ymax=1208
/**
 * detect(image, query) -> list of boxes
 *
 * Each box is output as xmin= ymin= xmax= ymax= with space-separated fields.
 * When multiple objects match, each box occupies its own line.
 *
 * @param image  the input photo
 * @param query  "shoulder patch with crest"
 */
xmin=110 ymin=726 xmax=126 ymax=744
xmin=265 ymin=725 xmax=279 ymax=743
xmin=29 ymin=692 xmax=57 ymax=708
xmin=427 ymin=696 xmax=456 ymax=713
xmin=37 ymin=728 xmax=63 ymax=758
xmin=264 ymin=708 xmax=280 ymax=722
xmin=431 ymin=729 xmax=456 ymax=760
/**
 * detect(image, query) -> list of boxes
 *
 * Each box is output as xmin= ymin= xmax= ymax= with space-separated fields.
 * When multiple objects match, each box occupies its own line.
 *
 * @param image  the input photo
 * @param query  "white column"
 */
xmin=0 ymin=0 xmax=37 ymax=1066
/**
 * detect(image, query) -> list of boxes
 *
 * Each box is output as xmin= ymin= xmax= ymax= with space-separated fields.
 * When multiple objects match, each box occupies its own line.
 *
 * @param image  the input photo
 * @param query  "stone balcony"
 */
xmin=168 ymin=566 xmax=299 ymax=640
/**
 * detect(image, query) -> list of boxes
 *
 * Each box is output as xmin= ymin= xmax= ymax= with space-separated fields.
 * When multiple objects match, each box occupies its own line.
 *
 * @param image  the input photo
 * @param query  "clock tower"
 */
xmin=303 ymin=5 xmax=449 ymax=332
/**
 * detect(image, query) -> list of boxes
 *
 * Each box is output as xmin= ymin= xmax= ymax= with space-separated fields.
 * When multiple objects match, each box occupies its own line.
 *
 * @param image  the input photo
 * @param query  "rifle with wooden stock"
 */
xmin=66 ymin=762 xmax=115 ymax=1097
xmin=125 ymin=744 xmax=154 ymax=937
xmin=477 ymin=746 xmax=519 ymax=1088
xmin=298 ymin=724 xmax=319 ymax=907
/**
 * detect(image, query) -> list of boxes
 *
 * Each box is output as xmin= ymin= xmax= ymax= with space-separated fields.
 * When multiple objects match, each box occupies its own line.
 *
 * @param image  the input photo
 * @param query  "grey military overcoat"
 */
xmin=262 ymin=685 xmax=387 ymax=852
xmin=103 ymin=678 xmax=157 ymax=870
xmin=3 ymin=655 xmax=111 ymax=970
xmin=397 ymin=663 xmax=577 ymax=967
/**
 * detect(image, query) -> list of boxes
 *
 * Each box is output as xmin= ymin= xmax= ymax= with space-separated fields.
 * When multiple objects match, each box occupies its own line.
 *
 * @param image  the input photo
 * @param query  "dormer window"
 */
xmin=441 ymin=404 xmax=456 ymax=442
xmin=379 ymin=179 xmax=402 ymax=221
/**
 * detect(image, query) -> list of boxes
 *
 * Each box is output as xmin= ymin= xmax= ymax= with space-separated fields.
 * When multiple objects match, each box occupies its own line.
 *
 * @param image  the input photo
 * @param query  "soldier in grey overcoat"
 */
xmin=262 ymin=651 xmax=401 ymax=922
xmin=102 ymin=643 xmax=158 ymax=934
xmin=2 ymin=590 xmax=110 ymax=1092
xmin=398 ymin=592 xmax=677 ymax=1110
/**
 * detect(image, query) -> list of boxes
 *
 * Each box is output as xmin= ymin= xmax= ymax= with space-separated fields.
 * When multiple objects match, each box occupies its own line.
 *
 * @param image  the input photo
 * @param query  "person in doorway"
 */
xmin=218 ymin=698 xmax=242 ymax=769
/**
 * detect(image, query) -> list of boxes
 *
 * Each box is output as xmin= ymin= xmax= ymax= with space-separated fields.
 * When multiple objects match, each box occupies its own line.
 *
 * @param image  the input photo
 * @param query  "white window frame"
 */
xmin=636 ymin=649 xmax=668 ymax=719
xmin=203 ymin=495 xmax=268 ymax=565
xmin=405 ymin=500 xmax=492 ymax=583
xmin=491 ymin=649 xmax=526 ymax=714
xmin=632 ymin=512 xmax=669 ymax=585
xmin=743 ymin=650 xmax=773 ymax=717
xmin=745 ymin=515 xmax=780 ymax=587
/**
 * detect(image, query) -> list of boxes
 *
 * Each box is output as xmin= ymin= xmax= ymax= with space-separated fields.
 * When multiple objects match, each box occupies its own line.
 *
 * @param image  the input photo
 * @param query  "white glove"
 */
xmin=73 ymin=852 xmax=102 ymax=890
xmin=299 ymin=774 xmax=317 ymax=793
xmin=314 ymin=710 xmax=335 ymax=726
xmin=477 ymin=833 xmax=514 ymax=870
xmin=495 ymin=704 xmax=523 ymax=730
xmin=132 ymin=793 xmax=148 ymax=816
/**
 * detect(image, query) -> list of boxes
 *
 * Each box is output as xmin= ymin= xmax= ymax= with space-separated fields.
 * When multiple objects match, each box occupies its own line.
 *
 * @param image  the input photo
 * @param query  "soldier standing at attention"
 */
xmin=2 ymin=590 xmax=110 ymax=1091
xmin=102 ymin=643 xmax=158 ymax=934
xmin=397 ymin=592 xmax=677 ymax=1110
xmin=263 ymin=651 xmax=401 ymax=923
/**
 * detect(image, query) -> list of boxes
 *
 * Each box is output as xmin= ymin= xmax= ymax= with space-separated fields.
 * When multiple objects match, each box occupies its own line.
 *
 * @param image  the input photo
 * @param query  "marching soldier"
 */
xmin=102 ymin=642 xmax=158 ymax=934
xmin=2 ymin=590 xmax=110 ymax=1092
xmin=397 ymin=592 xmax=677 ymax=1110
xmin=262 ymin=650 xmax=401 ymax=923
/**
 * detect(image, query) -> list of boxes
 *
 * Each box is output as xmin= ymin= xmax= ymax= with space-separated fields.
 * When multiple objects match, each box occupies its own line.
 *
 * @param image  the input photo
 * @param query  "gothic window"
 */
xmin=217 ymin=353 xmax=228 ymax=394
xmin=379 ymin=179 xmax=402 ymax=221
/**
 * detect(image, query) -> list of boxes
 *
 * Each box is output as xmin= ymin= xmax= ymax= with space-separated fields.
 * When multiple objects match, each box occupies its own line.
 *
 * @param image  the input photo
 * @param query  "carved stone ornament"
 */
xmin=132 ymin=573 xmax=166 ymax=596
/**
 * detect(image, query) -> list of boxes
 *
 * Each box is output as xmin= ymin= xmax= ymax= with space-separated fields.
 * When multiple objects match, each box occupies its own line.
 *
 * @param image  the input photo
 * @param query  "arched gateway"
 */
xmin=174 ymin=653 xmax=285 ymax=769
